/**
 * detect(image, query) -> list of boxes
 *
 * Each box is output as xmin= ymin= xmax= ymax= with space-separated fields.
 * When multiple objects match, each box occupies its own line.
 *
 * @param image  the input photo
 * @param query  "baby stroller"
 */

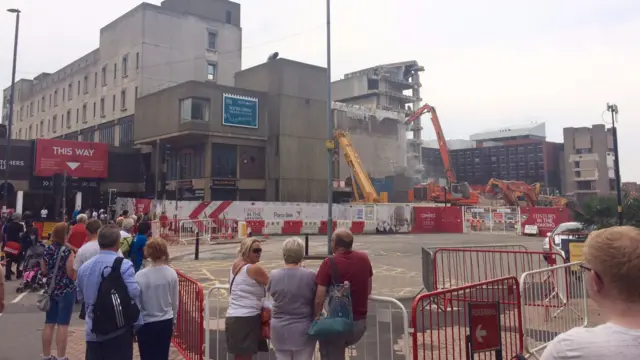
xmin=16 ymin=242 xmax=46 ymax=293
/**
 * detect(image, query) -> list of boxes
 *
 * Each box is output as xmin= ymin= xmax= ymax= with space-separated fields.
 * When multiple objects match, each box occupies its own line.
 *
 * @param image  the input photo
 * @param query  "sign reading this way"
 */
xmin=34 ymin=139 xmax=109 ymax=178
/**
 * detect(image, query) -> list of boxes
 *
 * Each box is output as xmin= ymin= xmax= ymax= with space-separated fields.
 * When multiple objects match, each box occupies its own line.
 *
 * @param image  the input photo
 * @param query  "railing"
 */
xmin=173 ymin=269 xmax=205 ymax=360
xmin=150 ymin=219 xmax=183 ymax=245
xmin=179 ymin=219 xmax=213 ymax=245
xmin=431 ymin=248 xmax=566 ymax=292
xmin=519 ymin=262 xmax=589 ymax=359
xmin=209 ymin=218 xmax=238 ymax=244
xmin=204 ymin=285 xmax=411 ymax=359
xmin=411 ymin=276 xmax=525 ymax=360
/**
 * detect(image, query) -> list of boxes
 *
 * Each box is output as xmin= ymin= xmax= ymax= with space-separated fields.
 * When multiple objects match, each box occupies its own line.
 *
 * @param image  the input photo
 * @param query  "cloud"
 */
xmin=1 ymin=0 xmax=639 ymax=180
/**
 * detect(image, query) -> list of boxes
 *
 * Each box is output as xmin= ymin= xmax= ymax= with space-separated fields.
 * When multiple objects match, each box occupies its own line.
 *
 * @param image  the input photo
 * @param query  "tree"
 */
xmin=572 ymin=193 xmax=640 ymax=229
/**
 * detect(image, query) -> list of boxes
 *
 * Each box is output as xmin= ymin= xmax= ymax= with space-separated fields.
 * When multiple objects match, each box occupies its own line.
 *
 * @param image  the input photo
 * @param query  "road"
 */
xmin=0 ymin=233 xmax=544 ymax=359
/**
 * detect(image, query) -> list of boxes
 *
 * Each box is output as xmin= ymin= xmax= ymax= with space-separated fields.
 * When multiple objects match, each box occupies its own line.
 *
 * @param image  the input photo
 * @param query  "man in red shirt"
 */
xmin=314 ymin=228 xmax=372 ymax=359
xmin=67 ymin=214 xmax=89 ymax=251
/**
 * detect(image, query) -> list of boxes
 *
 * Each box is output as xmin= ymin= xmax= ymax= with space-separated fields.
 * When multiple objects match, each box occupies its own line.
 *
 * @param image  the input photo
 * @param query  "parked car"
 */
xmin=541 ymin=222 xmax=595 ymax=257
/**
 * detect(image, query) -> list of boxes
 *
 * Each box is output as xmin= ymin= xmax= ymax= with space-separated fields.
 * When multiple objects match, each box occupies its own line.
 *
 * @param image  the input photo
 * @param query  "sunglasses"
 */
xmin=251 ymin=248 xmax=262 ymax=255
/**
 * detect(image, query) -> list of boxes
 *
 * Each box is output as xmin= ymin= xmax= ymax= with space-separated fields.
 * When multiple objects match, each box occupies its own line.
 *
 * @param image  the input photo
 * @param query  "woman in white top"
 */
xmin=134 ymin=237 xmax=179 ymax=360
xmin=226 ymin=238 xmax=269 ymax=360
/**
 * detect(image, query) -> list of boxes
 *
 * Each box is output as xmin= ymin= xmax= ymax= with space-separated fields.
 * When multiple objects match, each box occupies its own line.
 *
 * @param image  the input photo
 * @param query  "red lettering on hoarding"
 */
xmin=35 ymin=139 xmax=109 ymax=178
xmin=468 ymin=302 xmax=502 ymax=353
xmin=412 ymin=207 xmax=463 ymax=234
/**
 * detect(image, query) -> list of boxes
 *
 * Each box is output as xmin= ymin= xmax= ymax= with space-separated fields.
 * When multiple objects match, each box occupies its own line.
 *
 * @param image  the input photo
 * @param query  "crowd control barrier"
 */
xmin=173 ymin=270 xmax=205 ymax=360
xmin=150 ymin=218 xmax=184 ymax=245
xmin=411 ymin=276 xmax=525 ymax=360
xmin=431 ymin=248 xmax=566 ymax=292
xmin=519 ymin=262 xmax=589 ymax=359
xmin=179 ymin=219 xmax=213 ymax=245
xmin=204 ymin=285 xmax=411 ymax=360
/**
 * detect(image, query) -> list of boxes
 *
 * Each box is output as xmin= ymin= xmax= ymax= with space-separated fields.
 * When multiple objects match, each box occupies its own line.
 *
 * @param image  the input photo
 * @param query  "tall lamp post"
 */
xmin=3 ymin=8 xmax=21 ymax=212
xmin=607 ymin=103 xmax=623 ymax=226
xmin=325 ymin=0 xmax=333 ymax=254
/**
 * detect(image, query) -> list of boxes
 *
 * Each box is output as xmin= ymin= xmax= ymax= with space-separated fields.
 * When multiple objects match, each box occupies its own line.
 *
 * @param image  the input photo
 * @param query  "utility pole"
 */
xmin=62 ymin=170 xmax=67 ymax=222
xmin=607 ymin=103 xmax=623 ymax=226
xmin=3 ymin=9 xmax=21 ymax=212
xmin=325 ymin=0 xmax=333 ymax=255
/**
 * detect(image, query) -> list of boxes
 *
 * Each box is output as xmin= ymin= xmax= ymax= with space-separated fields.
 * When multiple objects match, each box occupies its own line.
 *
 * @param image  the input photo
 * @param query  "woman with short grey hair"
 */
xmin=268 ymin=237 xmax=317 ymax=360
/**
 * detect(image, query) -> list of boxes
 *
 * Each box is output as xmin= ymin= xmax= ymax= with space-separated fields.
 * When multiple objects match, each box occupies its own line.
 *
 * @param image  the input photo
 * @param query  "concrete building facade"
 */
xmin=562 ymin=124 xmax=615 ymax=200
xmin=331 ymin=61 xmax=424 ymax=178
xmin=2 ymin=0 xmax=242 ymax=147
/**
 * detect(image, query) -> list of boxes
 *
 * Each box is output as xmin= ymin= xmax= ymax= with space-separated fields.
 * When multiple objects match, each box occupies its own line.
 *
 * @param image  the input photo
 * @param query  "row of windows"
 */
xmin=14 ymin=87 xmax=137 ymax=140
xmin=15 ymin=52 xmax=141 ymax=123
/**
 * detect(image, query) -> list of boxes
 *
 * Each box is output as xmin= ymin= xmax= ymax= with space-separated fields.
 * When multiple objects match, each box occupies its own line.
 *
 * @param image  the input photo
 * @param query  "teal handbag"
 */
xmin=308 ymin=256 xmax=354 ymax=336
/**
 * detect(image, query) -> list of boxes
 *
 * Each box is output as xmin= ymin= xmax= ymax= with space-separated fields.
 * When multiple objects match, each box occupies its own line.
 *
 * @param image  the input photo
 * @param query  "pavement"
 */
xmin=0 ymin=233 xmax=602 ymax=360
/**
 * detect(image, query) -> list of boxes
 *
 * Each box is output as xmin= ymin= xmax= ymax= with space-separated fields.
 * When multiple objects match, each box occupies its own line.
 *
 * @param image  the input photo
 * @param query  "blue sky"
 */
xmin=2 ymin=0 xmax=639 ymax=180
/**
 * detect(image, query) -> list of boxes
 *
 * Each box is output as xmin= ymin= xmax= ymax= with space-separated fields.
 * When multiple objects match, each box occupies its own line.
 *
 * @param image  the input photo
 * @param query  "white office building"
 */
xmin=1 ymin=0 xmax=242 ymax=147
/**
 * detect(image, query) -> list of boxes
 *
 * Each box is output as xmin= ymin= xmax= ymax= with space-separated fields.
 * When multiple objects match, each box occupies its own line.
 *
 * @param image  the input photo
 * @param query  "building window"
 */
xmin=118 ymin=118 xmax=134 ymax=148
xmin=100 ymin=97 xmax=105 ymax=116
xmin=41 ymin=96 xmax=45 ymax=111
xmin=135 ymin=86 xmax=138 ymax=99
xmin=180 ymin=98 xmax=209 ymax=122
xmin=94 ymin=72 xmax=98 ymax=88
xmin=121 ymin=89 xmax=127 ymax=110
xmin=93 ymin=102 xmax=96 ymax=118
xmin=112 ymin=94 xmax=116 ymax=112
xmin=136 ymin=52 xmax=140 ymax=70
xmin=225 ymin=10 xmax=231 ymax=24
xmin=122 ymin=54 xmax=128 ymax=77
xmin=49 ymin=94 xmax=52 ymax=109
xmin=62 ymin=88 xmax=65 ymax=102
xmin=82 ymin=104 xmax=87 ymax=123
xmin=99 ymin=125 xmax=115 ymax=145
xmin=207 ymin=31 xmax=217 ymax=49
xmin=54 ymin=89 xmax=58 ymax=106
xmin=48 ymin=118 xmax=51 ymax=133
xmin=76 ymin=108 xmax=80 ymax=124
xmin=40 ymin=120 xmax=44 ymax=136
xmin=113 ymin=63 xmax=117 ymax=79
xmin=101 ymin=66 xmax=107 ymax=86
xmin=207 ymin=63 xmax=217 ymax=81
xmin=83 ymin=75 xmax=88 ymax=93
xmin=77 ymin=80 xmax=80 ymax=96
xmin=212 ymin=143 xmax=237 ymax=178
xmin=66 ymin=110 xmax=71 ymax=128
xmin=60 ymin=114 xmax=64 ymax=131
xmin=68 ymin=83 xmax=72 ymax=100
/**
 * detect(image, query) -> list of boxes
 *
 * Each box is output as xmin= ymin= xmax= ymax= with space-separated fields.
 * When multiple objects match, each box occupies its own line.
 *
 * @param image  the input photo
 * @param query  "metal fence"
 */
xmin=411 ymin=276 xmax=525 ymax=360
xmin=519 ymin=262 xmax=589 ymax=359
xmin=431 ymin=248 xmax=566 ymax=292
xmin=151 ymin=219 xmax=182 ymax=245
xmin=179 ymin=219 xmax=213 ymax=245
xmin=173 ymin=269 xmax=205 ymax=360
xmin=209 ymin=218 xmax=239 ymax=244
xmin=463 ymin=206 xmax=520 ymax=235
xmin=204 ymin=285 xmax=411 ymax=360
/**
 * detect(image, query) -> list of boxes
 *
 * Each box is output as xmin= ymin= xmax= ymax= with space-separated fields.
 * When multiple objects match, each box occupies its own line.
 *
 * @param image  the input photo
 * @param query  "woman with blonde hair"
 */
xmin=225 ymin=238 xmax=269 ymax=360
xmin=135 ymin=237 xmax=178 ymax=360
xmin=268 ymin=237 xmax=317 ymax=360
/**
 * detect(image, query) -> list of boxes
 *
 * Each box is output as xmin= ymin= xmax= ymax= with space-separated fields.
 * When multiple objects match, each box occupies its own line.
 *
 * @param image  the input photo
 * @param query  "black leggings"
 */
xmin=4 ymin=253 xmax=22 ymax=279
xmin=86 ymin=328 xmax=134 ymax=360
xmin=137 ymin=319 xmax=174 ymax=360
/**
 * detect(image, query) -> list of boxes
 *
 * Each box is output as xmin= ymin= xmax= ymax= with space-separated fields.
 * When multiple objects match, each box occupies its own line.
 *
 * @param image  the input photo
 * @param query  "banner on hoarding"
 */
xmin=412 ymin=206 xmax=463 ymax=233
xmin=520 ymin=206 xmax=570 ymax=235
xmin=35 ymin=139 xmax=109 ymax=178
xmin=134 ymin=199 xmax=153 ymax=215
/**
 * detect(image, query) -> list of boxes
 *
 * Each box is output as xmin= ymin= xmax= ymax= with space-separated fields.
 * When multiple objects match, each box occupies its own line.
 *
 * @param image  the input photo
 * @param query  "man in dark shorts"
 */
xmin=3 ymin=213 xmax=25 ymax=281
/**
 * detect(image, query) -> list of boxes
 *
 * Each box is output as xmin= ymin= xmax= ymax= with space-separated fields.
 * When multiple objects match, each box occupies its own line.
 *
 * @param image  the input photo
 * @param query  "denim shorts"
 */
xmin=44 ymin=290 xmax=75 ymax=325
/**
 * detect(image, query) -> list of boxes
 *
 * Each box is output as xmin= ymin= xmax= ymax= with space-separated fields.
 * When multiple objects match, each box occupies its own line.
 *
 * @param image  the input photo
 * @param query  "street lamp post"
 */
xmin=607 ymin=103 xmax=623 ymax=226
xmin=325 ymin=0 xmax=333 ymax=255
xmin=3 ymin=8 xmax=20 ymax=212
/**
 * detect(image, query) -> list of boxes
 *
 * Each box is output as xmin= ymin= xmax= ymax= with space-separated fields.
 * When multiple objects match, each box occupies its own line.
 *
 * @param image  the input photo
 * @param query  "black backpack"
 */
xmin=91 ymin=257 xmax=140 ymax=336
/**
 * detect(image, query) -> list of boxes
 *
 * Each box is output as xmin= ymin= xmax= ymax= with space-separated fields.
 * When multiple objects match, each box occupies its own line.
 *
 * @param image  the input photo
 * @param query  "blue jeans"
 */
xmin=44 ymin=290 xmax=75 ymax=325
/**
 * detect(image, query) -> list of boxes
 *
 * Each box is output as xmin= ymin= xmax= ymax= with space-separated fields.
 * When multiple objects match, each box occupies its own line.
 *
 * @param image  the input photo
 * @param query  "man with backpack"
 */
xmin=76 ymin=225 xmax=141 ymax=360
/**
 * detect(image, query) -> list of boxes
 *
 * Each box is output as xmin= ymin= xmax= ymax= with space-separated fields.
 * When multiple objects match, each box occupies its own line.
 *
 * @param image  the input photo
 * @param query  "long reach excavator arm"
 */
xmin=487 ymin=178 xmax=540 ymax=207
xmin=334 ymin=130 xmax=382 ymax=203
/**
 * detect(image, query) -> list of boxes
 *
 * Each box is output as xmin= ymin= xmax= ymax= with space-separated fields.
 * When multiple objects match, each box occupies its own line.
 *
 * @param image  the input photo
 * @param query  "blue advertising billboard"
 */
xmin=222 ymin=94 xmax=259 ymax=129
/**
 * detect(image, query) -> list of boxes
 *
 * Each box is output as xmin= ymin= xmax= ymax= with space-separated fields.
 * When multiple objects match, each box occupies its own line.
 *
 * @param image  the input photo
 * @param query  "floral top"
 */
xmin=43 ymin=243 xmax=76 ymax=297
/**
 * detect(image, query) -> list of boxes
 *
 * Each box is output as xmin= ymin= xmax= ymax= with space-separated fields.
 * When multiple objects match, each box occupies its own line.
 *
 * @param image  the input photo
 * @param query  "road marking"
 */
xmin=12 ymin=291 xmax=28 ymax=303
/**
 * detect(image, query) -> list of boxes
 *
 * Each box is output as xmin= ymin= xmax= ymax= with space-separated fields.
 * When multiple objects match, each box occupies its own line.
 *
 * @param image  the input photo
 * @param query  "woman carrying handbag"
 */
xmin=39 ymin=223 xmax=78 ymax=360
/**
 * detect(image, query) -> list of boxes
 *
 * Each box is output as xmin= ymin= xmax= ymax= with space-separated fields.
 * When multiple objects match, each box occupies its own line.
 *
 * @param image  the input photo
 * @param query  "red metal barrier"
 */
xmin=173 ymin=270 xmax=205 ymax=360
xmin=432 ymin=248 xmax=566 ymax=292
xmin=210 ymin=218 xmax=238 ymax=242
xmin=411 ymin=276 xmax=525 ymax=360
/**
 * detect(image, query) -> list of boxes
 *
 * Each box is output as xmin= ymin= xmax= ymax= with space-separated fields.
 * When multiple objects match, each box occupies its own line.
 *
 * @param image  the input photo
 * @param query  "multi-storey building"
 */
xmin=422 ymin=123 xmax=563 ymax=193
xmin=562 ymin=124 xmax=616 ymax=201
xmin=1 ymin=0 xmax=242 ymax=147
xmin=331 ymin=61 xmax=424 ymax=178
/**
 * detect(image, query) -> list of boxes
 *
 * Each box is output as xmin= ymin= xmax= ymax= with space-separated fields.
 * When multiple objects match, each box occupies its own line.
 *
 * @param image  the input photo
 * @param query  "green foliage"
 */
xmin=571 ymin=193 xmax=640 ymax=229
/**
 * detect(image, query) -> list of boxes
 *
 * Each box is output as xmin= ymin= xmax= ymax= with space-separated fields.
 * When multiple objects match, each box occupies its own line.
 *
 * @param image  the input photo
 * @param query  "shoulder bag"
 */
xmin=37 ymin=246 xmax=66 ymax=312
xmin=308 ymin=256 xmax=354 ymax=337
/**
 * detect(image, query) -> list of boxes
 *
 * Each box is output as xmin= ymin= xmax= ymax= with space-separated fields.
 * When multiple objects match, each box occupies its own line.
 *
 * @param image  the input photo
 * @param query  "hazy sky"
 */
xmin=2 ymin=0 xmax=639 ymax=180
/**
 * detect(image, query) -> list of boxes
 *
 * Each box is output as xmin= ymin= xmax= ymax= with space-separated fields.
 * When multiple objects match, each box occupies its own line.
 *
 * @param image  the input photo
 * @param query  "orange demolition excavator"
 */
xmin=486 ymin=178 xmax=540 ymax=207
xmin=409 ymin=104 xmax=480 ymax=206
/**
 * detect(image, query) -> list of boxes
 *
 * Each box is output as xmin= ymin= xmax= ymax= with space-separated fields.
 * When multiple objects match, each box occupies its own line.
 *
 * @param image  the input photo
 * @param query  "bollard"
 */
xmin=194 ymin=231 xmax=200 ymax=261
xmin=304 ymin=234 xmax=309 ymax=256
